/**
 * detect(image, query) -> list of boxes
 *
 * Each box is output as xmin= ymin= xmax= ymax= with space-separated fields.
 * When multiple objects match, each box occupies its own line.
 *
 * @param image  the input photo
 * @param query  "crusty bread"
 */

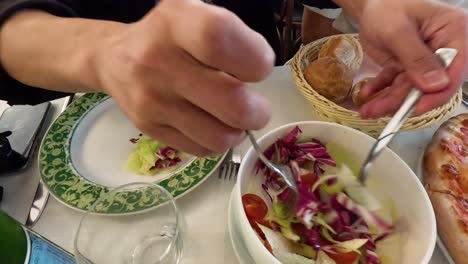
xmin=351 ymin=78 xmax=371 ymax=106
xmin=351 ymin=78 xmax=389 ymax=107
xmin=304 ymin=57 xmax=353 ymax=103
xmin=423 ymin=113 xmax=468 ymax=264
xmin=318 ymin=35 xmax=363 ymax=73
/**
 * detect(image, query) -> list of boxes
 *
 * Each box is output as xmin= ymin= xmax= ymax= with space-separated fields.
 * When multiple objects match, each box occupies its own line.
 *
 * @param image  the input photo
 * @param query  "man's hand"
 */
xmin=0 ymin=0 xmax=274 ymax=157
xmin=90 ymin=0 xmax=275 ymax=156
xmin=356 ymin=0 xmax=467 ymax=118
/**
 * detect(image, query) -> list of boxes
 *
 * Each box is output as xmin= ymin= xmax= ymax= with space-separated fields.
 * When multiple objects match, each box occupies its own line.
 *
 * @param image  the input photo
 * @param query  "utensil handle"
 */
xmin=360 ymin=89 xmax=420 ymax=179
xmin=373 ymin=89 xmax=422 ymax=154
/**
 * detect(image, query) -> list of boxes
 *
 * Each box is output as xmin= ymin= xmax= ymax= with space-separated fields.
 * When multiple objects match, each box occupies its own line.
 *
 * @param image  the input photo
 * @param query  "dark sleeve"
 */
xmin=300 ymin=0 xmax=339 ymax=9
xmin=58 ymin=0 xmax=155 ymax=23
xmin=0 ymin=0 xmax=155 ymax=105
xmin=213 ymin=0 xmax=282 ymax=65
xmin=0 ymin=0 xmax=78 ymax=105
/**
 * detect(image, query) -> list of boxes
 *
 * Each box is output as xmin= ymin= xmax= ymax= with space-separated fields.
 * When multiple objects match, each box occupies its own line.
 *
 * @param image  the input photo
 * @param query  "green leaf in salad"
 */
xmin=320 ymin=181 xmax=345 ymax=195
xmin=325 ymin=143 xmax=360 ymax=177
xmin=374 ymin=200 xmax=401 ymax=264
xmin=311 ymin=175 xmax=339 ymax=193
xmin=311 ymin=173 xmax=344 ymax=195
xmin=258 ymin=224 xmax=317 ymax=262
xmin=298 ymin=244 xmax=318 ymax=259
xmin=272 ymin=197 xmax=293 ymax=221
xmin=266 ymin=198 xmax=301 ymax=242
xmin=281 ymin=226 xmax=302 ymax=242
xmin=336 ymin=165 xmax=381 ymax=211
xmin=313 ymin=214 xmax=336 ymax=235
xmin=334 ymin=238 xmax=368 ymax=254
xmin=126 ymin=136 xmax=163 ymax=175
xmin=320 ymin=227 xmax=340 ymax=244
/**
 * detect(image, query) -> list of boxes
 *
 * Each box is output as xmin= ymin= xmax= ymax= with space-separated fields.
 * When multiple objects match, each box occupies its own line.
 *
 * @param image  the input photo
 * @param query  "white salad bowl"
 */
xmin=233 ymin=121 xmax=436 ymax=264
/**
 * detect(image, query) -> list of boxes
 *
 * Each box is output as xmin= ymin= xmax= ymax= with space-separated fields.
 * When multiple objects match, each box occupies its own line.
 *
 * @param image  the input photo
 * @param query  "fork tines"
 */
xmin=218 ymin=149 xmax=241 ymax=180
xmin=218 ymin=160 xmax=240 ymax=180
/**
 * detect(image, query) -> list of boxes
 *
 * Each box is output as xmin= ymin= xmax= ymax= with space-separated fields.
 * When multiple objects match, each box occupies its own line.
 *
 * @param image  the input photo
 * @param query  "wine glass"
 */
xmin=74 ymin=182 xmax=185 ymax=264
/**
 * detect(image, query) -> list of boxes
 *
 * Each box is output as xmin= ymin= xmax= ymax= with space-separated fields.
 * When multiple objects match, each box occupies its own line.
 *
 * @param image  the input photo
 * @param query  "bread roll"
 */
xmin=351 ymin=78 xmax=389 ymax=107
xmin=304 ymin=57 xmax=353 ymax=103
xmin=352 ymin=78 xmax=371 ymax=106
xmin=319 ymin=35 xmax=363 ymax=73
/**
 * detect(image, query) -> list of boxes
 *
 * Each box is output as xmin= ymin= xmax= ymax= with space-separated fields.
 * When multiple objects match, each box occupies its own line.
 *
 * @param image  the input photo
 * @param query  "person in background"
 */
xmin=300 ymin=0 xmax=341 ymax=44
xmin=212 ymin=0 xmax=283 ymax=66
xmin=0 ymin=0 xmax=466 ymax=157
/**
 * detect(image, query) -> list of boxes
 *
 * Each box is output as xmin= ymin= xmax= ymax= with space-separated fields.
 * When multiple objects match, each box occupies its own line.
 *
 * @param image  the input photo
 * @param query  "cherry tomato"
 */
xmin=242 ymin=194 xmax=268 ymax=220
xmin=301 ymin=173 xmax=318 ymax=186
xmin=326 ymin=251 xmax=359 ymax=264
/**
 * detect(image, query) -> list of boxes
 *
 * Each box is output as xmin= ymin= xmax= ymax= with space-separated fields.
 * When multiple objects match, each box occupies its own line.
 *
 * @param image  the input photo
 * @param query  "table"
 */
xmin=1 ymin=65 xmax=465 ymax=263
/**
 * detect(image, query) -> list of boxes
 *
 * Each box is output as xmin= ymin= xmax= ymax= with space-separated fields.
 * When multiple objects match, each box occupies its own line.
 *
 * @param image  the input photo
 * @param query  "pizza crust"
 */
xmin=423 ymin=113 xmax=468 ymax=264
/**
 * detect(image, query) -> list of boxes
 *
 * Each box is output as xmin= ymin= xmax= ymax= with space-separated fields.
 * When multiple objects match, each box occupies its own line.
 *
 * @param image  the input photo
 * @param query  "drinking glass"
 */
xmin=74 ymin=182 xmax=185 ymax=264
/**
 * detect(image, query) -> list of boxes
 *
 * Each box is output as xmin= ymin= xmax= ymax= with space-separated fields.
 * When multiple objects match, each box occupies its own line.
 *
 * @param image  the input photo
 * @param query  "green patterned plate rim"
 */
xmin=39 ymin=93 xmax=224 ymax=215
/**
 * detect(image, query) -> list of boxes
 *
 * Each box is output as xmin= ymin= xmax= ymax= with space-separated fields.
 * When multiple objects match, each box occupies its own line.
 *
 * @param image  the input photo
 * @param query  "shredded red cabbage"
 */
xmin=255 ymin=126 xmax=337 ymax=188
xmin=156 ymin=146 xmax=177 ymax=159
xmin=336 ymin=193 xmax=394 ymax=234
xmin=250 ymin=126 xmax=393 ymax=263
xmin=295 ymin=180 xmax=320 ymax=216
xmin=292 ymin=224 xmax=331 ymax=250
xmin=365 ymin=249 xmax=381 ymax=264
xmin=153 ymin=157 xmax=181 ymax=169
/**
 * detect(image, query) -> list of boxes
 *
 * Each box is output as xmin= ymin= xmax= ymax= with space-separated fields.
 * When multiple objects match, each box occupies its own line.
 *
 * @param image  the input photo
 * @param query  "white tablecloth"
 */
xmin=2 ymin=66 xmax=466 ymax=263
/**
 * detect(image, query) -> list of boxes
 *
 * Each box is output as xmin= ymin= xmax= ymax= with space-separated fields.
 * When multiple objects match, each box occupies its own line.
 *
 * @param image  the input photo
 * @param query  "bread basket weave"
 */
xmin=290 ymin=34 xmax=462 ymax=137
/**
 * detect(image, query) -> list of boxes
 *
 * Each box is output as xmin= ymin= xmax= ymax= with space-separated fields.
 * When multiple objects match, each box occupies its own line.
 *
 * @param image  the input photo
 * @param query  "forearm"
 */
xmin=0 ymin=10 xmax=125 ymax=93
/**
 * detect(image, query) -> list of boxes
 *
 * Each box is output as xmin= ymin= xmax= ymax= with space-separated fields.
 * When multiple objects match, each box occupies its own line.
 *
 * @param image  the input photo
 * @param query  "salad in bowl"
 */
xmin=234 ymin=122 xmax=436 ymax=264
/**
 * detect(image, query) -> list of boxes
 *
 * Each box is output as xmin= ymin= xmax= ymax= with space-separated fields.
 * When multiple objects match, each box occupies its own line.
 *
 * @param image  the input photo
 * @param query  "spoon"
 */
xmin=358 ymin=48 xmax=458 ymax=184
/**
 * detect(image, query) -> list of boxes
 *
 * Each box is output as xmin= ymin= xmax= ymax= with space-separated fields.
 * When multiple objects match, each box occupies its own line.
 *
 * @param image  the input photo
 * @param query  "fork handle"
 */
xmin=375 ymin=89 xmax=422 ymax=153
xmin=246 ymin=131 xmax=280 ymax=175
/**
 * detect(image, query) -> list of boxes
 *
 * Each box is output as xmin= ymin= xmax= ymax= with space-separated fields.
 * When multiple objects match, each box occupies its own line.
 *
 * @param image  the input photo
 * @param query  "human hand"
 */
xmin=92 ymin=0 xmax=274 ymax=156
xmin=356 ymin=0 xmax=467 ymax=118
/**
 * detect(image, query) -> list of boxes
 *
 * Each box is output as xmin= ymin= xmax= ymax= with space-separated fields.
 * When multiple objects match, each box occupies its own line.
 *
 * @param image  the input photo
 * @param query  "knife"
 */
xmin=26 ymin=96 xmax=73 ymax=228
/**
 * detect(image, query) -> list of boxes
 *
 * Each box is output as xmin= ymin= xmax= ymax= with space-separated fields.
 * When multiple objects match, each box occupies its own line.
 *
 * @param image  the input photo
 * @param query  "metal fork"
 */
xmin=218 ymin=148 xmax=242 ymax=180
xmin=246 ymin=131 xmax=298 ymax=209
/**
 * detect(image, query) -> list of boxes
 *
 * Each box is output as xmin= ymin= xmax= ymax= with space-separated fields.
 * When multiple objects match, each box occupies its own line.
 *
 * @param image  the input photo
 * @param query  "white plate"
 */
xmin=416 ymin=153 xmax=455 ymax=264
xmin=228 ymin=185 xmax=256 ymax=264
xmin=39 ymin=93 xmax=225 ymax=214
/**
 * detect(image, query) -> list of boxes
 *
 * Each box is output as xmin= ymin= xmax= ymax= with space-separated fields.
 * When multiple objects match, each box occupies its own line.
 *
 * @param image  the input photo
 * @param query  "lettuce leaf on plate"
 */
xmin=126 ymin=136 xmax=181 ymax=175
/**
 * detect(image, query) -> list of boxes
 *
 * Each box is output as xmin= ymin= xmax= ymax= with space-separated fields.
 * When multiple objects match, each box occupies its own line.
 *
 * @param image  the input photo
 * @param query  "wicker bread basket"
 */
xmin=290 ymin=34 xmax=462 ymax=137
